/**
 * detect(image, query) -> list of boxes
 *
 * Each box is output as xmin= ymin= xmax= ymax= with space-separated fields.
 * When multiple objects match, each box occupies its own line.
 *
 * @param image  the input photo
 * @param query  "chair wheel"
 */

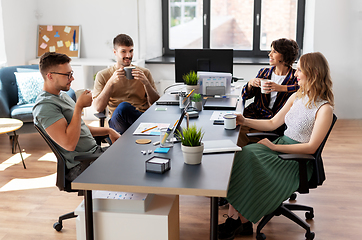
xmin=256 ymin=233 xmax=266 ymax=240
xmin=53 ymin=222 xmax=63 ymax=231
xmin=305 ymin=231 xmax=315 ymax=240
xmin=289 ymin=192 xmax=297 ymax=201
xmin=305 ymin=211 xmax=314 ymax=219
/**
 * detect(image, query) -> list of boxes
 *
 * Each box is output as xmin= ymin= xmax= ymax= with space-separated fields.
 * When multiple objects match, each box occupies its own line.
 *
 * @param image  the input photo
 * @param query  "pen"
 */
xmin=182 ymin=89 xmax=195 ymax=104
xmin=141 ymin=125 xmax=157 ymax=133
xmin=161 ymin=119 xmax=179 ymax=144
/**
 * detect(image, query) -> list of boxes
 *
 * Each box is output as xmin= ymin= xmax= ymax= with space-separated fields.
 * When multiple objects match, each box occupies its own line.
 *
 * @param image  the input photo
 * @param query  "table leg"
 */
xmin=13 ymin=131 xmax=26 ymax=169
xmin=210 ymin=197 xmax=218 ymax=240
xmin=84 ymin=190 xmax=94 ymax=240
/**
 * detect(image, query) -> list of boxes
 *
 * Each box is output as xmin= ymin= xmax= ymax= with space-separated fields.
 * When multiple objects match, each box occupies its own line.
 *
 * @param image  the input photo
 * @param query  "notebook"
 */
xmin=203 ymin=97 xmax=239 ymax=110
xmin=203 ymin=139 xmax=242 ymax=154
xmin=156 ymin=93 xmax=179 ymax=105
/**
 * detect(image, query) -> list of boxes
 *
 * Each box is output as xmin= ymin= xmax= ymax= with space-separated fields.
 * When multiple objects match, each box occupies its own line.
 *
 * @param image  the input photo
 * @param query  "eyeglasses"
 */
xmin=50 ymin=71 xmax=74 ymax=80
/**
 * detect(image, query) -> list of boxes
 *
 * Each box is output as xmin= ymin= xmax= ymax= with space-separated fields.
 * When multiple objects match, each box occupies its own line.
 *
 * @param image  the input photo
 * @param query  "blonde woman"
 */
xmin=218 ymin=52 xmax=334 ymax=239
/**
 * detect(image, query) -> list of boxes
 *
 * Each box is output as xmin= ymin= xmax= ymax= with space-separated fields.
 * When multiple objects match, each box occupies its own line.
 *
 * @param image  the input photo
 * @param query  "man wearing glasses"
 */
xmin=93 ymin=34 xmax=159 ymax=134
xmin=33 ymin=52 xmax=120 ymax=181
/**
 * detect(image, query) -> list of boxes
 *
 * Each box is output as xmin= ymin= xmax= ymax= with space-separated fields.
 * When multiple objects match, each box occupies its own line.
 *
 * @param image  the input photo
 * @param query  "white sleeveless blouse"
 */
xmin=284 ymin=96 xmax=328 ymax=143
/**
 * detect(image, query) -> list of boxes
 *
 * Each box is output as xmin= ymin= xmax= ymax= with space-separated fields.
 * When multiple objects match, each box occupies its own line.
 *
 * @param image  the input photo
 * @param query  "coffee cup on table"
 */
xmin=260 ymin=79 xmax=272 ymax=94
xmin=223 ymin=114 xmax=237 ymax=130
xmin=124 ymin=66 xmax=136 ymax=80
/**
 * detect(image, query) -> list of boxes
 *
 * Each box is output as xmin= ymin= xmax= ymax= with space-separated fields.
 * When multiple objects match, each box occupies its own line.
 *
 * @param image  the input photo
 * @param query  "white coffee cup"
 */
xmin=260 ymin=79 xmax=272 ymax=94
xmin=75 ymin=89 xmax=87 ymax=100
xmin=223 ymin=114 xmax=237 ymax=130
xmin=124 ymin=66 xmax=136 ymax=79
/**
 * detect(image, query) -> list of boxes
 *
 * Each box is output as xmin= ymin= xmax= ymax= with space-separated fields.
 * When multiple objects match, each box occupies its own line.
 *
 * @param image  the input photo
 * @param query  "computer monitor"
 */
xmin=175 ymin=49 xmax=233 ymax=83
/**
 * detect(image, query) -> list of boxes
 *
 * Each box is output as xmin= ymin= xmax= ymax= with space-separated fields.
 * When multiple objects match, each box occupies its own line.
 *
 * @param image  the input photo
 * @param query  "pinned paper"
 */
xmin=57 ymin=41 xmax=64 ymax=47
xmin=64 ymin=26 xmax=71 ymax=33
xmin=40 ymin=43 xmax=47 ymax=49
xmin=49 ymin=46 xmax=56 ymax=52
xmin=42 ymin=35 xmax=50 ymax=42
xmin=65 ymin=41 xmax=71 ymax=48
xmin=47 ymin=25 xmax=53 ymax=31
xmin=54 ymin=31 xmax=60 ymax=37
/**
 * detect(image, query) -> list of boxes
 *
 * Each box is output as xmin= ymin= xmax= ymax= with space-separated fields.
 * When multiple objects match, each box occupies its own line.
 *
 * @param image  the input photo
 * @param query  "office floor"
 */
xmin=0 ymin=119 xmax=361 ymax=240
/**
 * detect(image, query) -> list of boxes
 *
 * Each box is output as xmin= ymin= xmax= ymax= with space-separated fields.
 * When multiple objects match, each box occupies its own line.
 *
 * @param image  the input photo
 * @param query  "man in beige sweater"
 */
xmin=93 ymin=34 xmax=159 ymax=134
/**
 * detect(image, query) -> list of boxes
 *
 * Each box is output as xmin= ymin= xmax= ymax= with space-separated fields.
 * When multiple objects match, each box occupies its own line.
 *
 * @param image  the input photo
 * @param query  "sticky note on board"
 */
xmin=57 ymin=41 xmax=64 ymax=47
xmin=64 ymin=26 xmax=71 ymax=33
xmin=40 ymin=43 xmax=47 ymax=49
xmin=49 ymin=46 xmax=56 ymax=52
xmin=42 ymin=35 xmax=50 ymax=42
xmin=65 ymin=41 xmax=71 ymax=48
xmin=47 ymin=25 xmax=53 ymax=31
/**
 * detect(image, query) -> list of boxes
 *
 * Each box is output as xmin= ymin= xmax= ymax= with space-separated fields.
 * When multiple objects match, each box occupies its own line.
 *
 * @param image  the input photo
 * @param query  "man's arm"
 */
xmin=132 ymin=68 xmax=160 ymax=106
xmin=87 ymin=125 xmax=121 ymax=144
xmin=93 ymin=68 xmax=125 ymax=112
xmin=45 ymin=91 xmax=92 ymax=151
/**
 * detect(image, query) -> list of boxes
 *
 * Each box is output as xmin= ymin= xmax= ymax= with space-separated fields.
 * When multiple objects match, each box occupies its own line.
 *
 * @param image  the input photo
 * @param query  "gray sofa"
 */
xmin=0 ymin=65 xmax=75 ymax=153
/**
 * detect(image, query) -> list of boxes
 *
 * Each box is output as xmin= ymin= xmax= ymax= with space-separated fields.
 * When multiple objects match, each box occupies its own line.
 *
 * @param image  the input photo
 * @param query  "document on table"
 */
xmin=210 ymin=111 xmax=241 ymax=121
xmin=133 ymin=122 xmax=170 ymax=136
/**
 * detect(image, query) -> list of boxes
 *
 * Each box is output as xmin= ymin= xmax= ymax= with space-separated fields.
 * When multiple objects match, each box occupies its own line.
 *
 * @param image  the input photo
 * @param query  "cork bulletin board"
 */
xmin=37 ymin=25 xmax=80 ymax=58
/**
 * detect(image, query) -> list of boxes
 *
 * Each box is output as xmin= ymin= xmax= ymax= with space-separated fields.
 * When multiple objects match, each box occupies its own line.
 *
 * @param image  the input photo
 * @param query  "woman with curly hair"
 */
xmin=218 ymin=52 xmax=334 ymax=240
xmin=238 ymin=38 xmax=300 ymax=147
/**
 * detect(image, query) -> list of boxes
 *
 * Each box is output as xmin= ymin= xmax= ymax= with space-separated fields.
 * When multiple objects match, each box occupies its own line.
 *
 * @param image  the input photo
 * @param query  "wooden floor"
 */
xmin=0 ymin=119 xmax=361 ymax=240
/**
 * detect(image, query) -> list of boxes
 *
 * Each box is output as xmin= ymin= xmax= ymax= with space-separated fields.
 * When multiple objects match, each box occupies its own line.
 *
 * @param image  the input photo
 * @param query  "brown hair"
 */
xmin=39 ymin=52 xmax=71 ymax=79
xmin=113 ymin=34 xmax=133 ymax=48
xmin=271 ymin=38 xmax=299 ymax=67
xmin=297 ymin=52 xmax=334 ymax=107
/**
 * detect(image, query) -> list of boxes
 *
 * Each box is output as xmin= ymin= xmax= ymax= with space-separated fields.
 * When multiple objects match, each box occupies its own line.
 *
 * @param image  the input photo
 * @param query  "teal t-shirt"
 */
xmin=33 ymin=91 xmax=97 ymax=169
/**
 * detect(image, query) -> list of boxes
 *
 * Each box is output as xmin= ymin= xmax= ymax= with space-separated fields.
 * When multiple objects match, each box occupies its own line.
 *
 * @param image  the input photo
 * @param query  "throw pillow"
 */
xmin=14 ymin=72 xmax=44 ymax=105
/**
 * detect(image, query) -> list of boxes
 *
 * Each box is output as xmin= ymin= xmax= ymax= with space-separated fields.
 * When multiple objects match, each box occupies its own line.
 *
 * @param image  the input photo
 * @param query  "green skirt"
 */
xmin=226 ymin=135 xmax=313 ymax=223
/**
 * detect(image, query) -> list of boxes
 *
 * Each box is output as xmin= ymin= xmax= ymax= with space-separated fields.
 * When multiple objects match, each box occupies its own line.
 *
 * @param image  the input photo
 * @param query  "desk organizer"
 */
xmin=146 ymin=156 xmax=170 ymax=174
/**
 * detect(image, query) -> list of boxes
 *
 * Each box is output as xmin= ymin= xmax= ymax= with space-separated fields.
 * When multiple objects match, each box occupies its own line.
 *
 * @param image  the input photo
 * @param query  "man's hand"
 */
xmin=109 ymin=67 xmax=126 ymax=85
xmin=235 ymin=113 xmax=245 ymax=126
xmin=76 ymin=90 xmax=93 ymax=109
xmin=108 ymin=128 xmax=121 ymax=143
xmin=132 ymin=68 xmax=148 ymax=84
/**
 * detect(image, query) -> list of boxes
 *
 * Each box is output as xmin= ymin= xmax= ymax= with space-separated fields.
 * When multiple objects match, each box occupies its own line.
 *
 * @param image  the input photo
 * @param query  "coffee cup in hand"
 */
xmin=124 ymin=66 xmax=136 ymax=80
xmin=260 ymin=79 xmax=272 ymax=94
xmin=223 ymin=114 xmax=237 ymax=130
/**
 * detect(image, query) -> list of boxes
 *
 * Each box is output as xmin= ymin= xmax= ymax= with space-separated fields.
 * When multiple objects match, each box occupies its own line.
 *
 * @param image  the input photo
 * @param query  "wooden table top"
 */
xmin=0 ymin=118 xmax=23 ymax=134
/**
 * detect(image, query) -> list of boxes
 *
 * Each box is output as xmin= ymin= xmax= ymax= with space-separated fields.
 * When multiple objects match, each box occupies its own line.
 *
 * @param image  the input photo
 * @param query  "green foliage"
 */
xmin=182 ymin=71 xmax=199 ymax=85
xmin=176 ymin=124 xmax=204 ymax=147
xmin=192 ymin=93 xmax=202 ymax=102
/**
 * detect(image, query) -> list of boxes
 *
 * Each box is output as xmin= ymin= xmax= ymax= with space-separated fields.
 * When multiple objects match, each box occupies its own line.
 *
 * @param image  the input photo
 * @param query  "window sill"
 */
xmin=145 ymin=56 xmax=270 ymax=65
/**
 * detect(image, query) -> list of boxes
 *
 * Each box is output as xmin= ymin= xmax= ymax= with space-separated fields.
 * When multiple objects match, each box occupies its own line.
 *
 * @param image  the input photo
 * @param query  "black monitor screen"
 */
xmin=175 ymin=49 xmax=233 ymax=83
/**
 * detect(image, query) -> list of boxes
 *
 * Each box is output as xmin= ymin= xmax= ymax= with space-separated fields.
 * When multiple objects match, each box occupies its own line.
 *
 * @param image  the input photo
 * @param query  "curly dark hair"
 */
xmin=113 ymin=34 xmax=133 ymax=48
xmin=271 ymin=38 xmax=299 ymax=67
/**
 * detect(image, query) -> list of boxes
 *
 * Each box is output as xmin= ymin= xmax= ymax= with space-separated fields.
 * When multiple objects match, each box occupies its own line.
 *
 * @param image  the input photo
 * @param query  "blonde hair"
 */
xmin=297 ymin=52 xmax=334 ymax=107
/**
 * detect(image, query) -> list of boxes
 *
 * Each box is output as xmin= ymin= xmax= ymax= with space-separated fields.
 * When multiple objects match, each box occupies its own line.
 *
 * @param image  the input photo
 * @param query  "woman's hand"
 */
xmin=235 ymin=114 xmax=245 ymax=126
xmin=263 ymin=81 xmax=287 ymax=93
xmin=248 ymin=78 xmax=262 ymax=88
xmin=257 ymin=138 xmax=275 ymax=150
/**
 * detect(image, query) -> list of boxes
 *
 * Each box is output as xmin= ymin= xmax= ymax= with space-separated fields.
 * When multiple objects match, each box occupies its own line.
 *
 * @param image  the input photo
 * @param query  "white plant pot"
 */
xmin=181 ymin=143 xmax=204 ymax=165
xmin=193 ymin=101 xmax=203 ymax=111
xmin=185 ymin=84 xmax=199 ymax=95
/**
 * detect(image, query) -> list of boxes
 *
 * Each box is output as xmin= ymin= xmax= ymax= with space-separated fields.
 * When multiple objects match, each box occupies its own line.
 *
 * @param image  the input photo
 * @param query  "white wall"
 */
xmin=1 ymin=0 xmax=361 ymax=118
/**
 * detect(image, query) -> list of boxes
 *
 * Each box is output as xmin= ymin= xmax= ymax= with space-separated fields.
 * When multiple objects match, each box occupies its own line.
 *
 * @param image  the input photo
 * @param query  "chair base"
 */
xmin=53 ymin=211 xmax=78 ymax=231
xmin=256 ymin=203 xmax=315 ymax=240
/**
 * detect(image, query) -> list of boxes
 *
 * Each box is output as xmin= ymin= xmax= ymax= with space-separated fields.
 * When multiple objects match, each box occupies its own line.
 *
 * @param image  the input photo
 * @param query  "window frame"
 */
xmin=162 ymin=0 xmax=305 ymax=58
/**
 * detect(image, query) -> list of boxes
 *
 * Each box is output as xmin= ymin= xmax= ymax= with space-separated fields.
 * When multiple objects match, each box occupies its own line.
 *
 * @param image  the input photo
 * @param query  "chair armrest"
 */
xmin=278 ymin=154 xmax=315 ymax=194
xmin=74 ymin=152 xmax=102 ymax=163
xmin=246 ymin=132 xmax=280 ymax=140
xmin=94 ymin=112 xmax=106 ymax=120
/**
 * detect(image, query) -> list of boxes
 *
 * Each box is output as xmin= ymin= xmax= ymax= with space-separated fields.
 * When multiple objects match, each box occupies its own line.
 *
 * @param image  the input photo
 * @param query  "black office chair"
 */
xmin=248 ymin=114 xmax=337 ymax=240
xmin=34 ymin=123 xmax=104 ymax=231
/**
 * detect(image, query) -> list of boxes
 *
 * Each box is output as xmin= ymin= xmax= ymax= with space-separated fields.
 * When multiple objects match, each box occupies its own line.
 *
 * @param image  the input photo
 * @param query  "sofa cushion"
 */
xmin=14 ymin=72 xmax=44 ymax=105
xmin=10 ymin=103 xmax=35 ymax=123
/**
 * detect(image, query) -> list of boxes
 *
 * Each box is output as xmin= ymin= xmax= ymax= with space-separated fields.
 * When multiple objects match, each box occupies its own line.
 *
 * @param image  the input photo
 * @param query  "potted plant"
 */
xmin=182 ymin=70 xmax=199 ymax=94
xmin=176 ymin=124 xmax=204 ymax=165
xmin=192 ymin=93 xmax=202 ymax=111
